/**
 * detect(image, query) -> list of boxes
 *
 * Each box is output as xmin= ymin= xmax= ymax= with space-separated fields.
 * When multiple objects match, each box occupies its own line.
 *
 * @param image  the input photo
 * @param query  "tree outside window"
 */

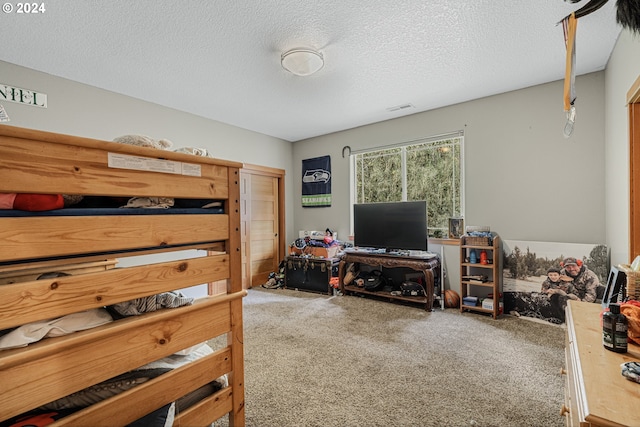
xmin=353 ymin=134 xmax=463 ymax=238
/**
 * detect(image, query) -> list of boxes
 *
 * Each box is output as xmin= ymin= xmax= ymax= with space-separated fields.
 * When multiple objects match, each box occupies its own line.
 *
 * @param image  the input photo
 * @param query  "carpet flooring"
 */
xmin=216 ymin=287 xmax=566 ymax=427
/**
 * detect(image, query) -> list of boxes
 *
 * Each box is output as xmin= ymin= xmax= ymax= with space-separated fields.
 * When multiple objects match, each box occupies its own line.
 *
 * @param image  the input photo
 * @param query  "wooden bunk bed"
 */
xmin=0 ymin=125 xmax=245 ymax=426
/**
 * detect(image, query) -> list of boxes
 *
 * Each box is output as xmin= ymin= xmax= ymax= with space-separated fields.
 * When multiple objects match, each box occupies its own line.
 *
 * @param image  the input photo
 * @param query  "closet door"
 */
xmin=241 ymin=166 xmax=285 ymax=288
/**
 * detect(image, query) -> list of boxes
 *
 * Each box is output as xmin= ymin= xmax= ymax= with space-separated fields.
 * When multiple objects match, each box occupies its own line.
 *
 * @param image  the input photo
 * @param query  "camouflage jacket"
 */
xmin=541 ymin=278 xmax=570 ymax=294
xmin=561 ymin=266 xmax=599 ymax=303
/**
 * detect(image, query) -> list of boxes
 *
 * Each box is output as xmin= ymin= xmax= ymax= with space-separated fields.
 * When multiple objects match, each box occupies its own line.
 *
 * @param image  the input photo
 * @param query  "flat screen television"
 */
xmin=353 ymin=201 xmax=427 ymax=251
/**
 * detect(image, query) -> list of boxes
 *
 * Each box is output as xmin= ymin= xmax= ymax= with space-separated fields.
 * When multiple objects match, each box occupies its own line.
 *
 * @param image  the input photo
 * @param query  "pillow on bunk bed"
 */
xmin=0 ymin=272 xmax=114 ymax=351
xmin=0 ymin=193 xmax=64 ymax=211
xmin=0 ymin=308 xmax=113 ymax=351
xmin=0 ymin=194 xmax=84 ymax=211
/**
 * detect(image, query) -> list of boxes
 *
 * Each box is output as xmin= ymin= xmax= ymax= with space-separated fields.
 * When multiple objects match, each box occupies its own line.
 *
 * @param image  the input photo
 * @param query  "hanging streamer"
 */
xmin=562 ymin=13 xmax=577 ymax=112
xmin=562 ymin=13 xmax=578 ymax=137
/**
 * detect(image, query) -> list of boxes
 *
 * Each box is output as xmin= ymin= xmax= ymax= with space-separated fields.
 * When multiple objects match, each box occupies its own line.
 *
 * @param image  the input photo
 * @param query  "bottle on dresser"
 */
xmin=603 ymin=303 xmax=628 ymax=353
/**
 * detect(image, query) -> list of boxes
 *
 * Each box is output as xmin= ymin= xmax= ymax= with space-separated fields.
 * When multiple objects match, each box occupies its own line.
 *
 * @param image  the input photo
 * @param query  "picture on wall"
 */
xmin=502 ymin=240 xmax=608 ymax=324
xmin=301 ymin=155 xmax=332 ymax=207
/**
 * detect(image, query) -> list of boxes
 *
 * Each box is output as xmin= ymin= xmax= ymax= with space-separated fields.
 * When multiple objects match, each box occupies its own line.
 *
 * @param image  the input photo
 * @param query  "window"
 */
xmin=351 ymin=131 xmax=463 ymax=238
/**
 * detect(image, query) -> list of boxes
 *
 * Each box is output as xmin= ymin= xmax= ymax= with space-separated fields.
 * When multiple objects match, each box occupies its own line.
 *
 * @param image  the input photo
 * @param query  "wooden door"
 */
xmin=628 ymin=75 xmax=640 ymax=261
xmin=240 ymin=165 xmax=285 ymax=288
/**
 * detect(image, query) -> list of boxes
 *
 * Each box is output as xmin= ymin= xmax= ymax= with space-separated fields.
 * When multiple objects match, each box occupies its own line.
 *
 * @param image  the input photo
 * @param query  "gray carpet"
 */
xmin=218 ymin=287 xmax=566 ymax=427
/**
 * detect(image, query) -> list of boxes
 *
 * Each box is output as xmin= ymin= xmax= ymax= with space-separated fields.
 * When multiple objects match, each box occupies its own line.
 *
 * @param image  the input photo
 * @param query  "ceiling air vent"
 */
xmin=386 ymin=103 xmax=415 ymax=112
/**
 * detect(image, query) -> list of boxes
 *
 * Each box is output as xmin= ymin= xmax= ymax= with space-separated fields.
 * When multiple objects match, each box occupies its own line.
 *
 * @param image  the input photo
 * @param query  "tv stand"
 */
xmin=338 ymin=252 xmax=440 ymax=311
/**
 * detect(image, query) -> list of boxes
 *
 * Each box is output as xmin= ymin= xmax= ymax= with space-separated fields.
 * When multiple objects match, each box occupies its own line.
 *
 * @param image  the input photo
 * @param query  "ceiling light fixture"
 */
xmin=281 ymin=48 xmax=324 ymax=77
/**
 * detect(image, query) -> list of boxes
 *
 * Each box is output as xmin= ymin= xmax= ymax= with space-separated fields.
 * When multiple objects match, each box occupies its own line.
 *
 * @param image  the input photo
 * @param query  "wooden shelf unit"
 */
xmin=459 ymin=233 xmax=502 ymax=319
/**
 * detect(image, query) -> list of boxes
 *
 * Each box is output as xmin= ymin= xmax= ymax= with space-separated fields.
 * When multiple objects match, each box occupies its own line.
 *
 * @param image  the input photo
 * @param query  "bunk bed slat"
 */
xmin=0 ymin=254 xmax=231 ymax=330
xmin=0 ymin=293 xmax=244 ymax=421
xmin=0 ymin=214 xmax=229 ymax=262
xmin=50 ymin=349 xmax=233 ymax=427
xmin=174 ymin=389 xmax=234 ymax=427
xmin=0 ymin=134 xmax=231 ymax=199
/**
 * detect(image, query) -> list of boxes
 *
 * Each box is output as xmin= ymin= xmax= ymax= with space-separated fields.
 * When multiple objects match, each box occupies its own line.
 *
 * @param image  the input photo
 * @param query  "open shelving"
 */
xmin=459 ymin=233 xmax=502 ymax=319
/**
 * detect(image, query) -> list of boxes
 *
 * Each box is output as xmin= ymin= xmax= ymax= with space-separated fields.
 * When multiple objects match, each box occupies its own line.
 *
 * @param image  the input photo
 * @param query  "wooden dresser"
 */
xmin=563 ymin=300 xmax=640 ymax=426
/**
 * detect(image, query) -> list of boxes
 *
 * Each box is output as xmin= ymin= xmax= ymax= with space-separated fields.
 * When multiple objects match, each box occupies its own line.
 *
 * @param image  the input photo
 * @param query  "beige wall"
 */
xmin=292 ymin=72 xmax=609 ymax=293
xmin=293 ymin=73 xmax=606 ymax=244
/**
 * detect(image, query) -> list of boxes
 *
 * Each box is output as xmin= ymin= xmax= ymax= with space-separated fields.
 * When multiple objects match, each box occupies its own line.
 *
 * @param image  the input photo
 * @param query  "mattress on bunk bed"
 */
xmin=0 ymin=207 xmax=224 ymax=217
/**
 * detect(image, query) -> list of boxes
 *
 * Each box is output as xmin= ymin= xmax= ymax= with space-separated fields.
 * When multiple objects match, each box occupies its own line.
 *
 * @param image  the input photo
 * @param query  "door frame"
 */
xmin=628 ymin=74 xmax=640 ymax=261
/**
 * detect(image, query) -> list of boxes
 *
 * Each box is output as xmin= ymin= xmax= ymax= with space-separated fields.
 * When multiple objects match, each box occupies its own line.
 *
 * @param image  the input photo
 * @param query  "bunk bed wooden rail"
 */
xmin=0 ymin=125 xmax=246 ymax=426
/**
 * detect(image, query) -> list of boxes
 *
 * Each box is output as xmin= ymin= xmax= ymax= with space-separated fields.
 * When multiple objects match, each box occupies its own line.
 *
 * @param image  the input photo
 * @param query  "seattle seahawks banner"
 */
xmin=302 ymin=155 xmax=331 ymax=207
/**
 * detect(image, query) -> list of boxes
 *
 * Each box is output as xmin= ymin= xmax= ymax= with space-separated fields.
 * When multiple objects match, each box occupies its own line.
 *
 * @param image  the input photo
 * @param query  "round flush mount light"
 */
xmin=281 ymin=48 xmax=324 ymax=76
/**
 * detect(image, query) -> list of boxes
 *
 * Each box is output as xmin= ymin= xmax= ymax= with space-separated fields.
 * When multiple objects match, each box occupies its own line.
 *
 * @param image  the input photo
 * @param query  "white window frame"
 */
xmin=349 ymin=130 xmax=465 ymax=238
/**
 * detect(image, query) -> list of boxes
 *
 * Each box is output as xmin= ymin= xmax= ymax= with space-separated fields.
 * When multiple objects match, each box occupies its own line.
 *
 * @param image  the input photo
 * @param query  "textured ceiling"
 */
xmin=2 ymin=0 xmax=621 ymax=142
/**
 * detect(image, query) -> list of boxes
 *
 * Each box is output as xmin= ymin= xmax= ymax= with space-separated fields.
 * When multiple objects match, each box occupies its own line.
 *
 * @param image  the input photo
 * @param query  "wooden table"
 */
xmin=564 ymin=300 xmax=640 ymax=426
xmin=338 ymin=252 xmax=440 ymax=311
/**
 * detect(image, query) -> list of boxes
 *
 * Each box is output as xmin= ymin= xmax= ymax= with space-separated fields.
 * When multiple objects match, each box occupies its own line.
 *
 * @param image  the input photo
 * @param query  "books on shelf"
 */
xmin=462 ymin=275 xmax=488 ymax=283
xmin=462 ymin=296 xmax=479 ymax=306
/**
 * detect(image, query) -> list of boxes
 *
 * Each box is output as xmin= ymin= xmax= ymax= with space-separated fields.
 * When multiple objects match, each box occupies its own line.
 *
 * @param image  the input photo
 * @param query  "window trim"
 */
xmin=349 ymin=130 xmax=465 ymax=237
